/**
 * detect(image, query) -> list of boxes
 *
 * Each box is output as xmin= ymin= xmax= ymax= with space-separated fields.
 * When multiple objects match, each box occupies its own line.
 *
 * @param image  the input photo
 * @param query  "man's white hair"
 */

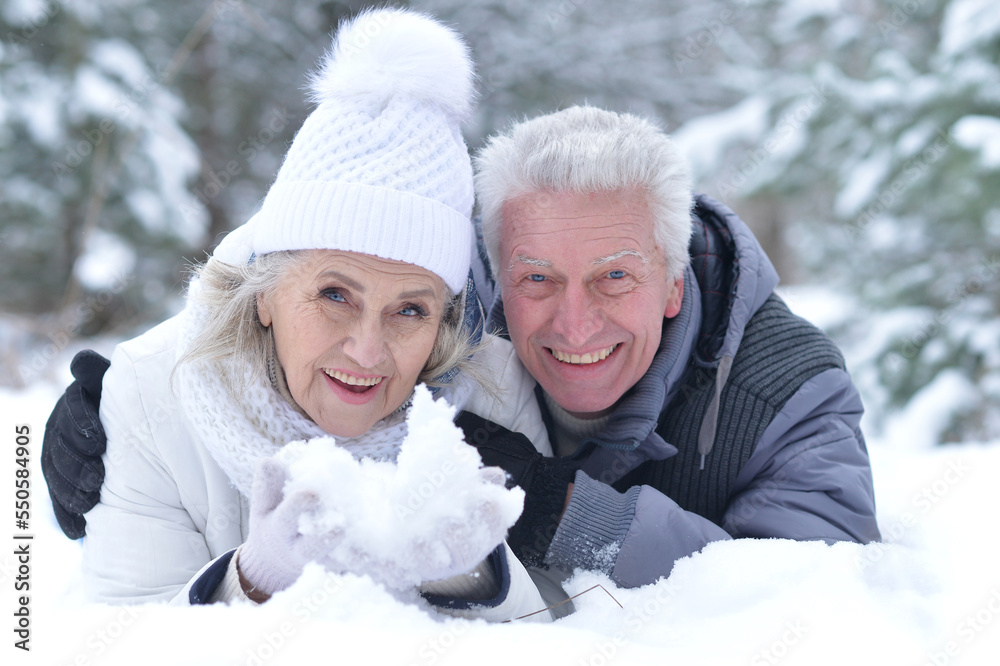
xmin=474 ymin=105 xmax=694 ymax=281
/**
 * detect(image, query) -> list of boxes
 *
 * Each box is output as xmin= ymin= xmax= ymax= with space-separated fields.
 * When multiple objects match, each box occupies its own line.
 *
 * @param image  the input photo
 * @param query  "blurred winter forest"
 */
xmin=1 ymin=0 xmax=998 ymax=441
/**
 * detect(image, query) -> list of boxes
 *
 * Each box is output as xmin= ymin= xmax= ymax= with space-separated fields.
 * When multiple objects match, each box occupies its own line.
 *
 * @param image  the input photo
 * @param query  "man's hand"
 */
xmin=455 ymin=411 xmax=577 ymax=567
xmin=41 ymin=350 xmax=110 ymax=539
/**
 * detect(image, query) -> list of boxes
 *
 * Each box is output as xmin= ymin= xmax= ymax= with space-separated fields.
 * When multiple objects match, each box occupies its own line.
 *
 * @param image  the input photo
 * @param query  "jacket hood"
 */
xmin=689 ymin=194 xmax=779 ymax=367
xmin=683 ymin=194 xmax=779 ymax=471
xmin=485 ymin=194 xmax=778 ymax=478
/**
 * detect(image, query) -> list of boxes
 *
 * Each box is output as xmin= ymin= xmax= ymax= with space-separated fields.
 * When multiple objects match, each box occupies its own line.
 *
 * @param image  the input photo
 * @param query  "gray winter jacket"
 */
xmin=484 ymin=195 xmax=881 ymax=588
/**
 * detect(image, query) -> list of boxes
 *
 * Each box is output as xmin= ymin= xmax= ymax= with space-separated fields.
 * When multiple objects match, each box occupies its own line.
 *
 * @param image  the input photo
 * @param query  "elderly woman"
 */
xmin=75 ymin=9 xmax=552 ymax=620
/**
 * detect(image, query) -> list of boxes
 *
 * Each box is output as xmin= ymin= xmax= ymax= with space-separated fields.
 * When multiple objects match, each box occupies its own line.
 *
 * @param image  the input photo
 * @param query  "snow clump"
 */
xmin=277 ymin=384 xmax=525 ymax=590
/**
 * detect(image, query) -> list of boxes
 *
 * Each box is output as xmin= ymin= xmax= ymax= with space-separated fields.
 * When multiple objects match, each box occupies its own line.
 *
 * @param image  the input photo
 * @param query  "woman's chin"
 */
xmin=315 ymin=414 xmax=378 ymax=439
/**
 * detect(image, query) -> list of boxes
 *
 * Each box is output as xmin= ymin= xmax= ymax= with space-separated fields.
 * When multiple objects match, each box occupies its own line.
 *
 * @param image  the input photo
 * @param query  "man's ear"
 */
xmin=257 ymin=292 xmax=272 ymax=327
xmin=664 ymin=277 xmax=684 ymax=319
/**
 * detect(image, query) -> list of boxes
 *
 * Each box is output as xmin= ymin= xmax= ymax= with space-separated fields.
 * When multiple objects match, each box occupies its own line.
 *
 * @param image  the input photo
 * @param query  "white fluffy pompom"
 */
xmin=309 ymin=8 xmax=475 ymax=121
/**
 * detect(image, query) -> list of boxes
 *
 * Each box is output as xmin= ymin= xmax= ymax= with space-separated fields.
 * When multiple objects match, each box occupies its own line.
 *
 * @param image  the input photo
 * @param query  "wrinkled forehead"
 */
xmin=499 ymin=190 xmax=659 ymax=258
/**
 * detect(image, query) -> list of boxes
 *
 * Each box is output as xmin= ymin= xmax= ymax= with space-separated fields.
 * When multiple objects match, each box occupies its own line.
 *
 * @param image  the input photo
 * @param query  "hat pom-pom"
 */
xmin=308 ymin=8 xmax=475 ymax=122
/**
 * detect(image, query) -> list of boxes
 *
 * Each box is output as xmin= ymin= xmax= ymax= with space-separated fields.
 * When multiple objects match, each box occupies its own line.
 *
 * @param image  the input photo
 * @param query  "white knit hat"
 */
xmin=213 ymin=8 xmax=475 ymax=293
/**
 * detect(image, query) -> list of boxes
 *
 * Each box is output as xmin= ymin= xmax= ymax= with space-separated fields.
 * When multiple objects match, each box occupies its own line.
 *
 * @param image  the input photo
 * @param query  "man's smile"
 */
xmin=547 ymin=344 xmax=619 ymax=365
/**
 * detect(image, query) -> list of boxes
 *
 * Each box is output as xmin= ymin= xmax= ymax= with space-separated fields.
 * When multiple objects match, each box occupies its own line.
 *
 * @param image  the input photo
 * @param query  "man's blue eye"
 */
xmin=529 ymin=274 xmax=546 ymax=282
xmin=608 ymin=270 xmax=626 ymax=279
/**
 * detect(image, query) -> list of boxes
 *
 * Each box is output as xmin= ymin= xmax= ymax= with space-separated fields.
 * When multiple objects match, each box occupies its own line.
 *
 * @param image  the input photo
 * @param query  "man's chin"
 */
xmin=543 ymin=388 xmax=619 ymax=419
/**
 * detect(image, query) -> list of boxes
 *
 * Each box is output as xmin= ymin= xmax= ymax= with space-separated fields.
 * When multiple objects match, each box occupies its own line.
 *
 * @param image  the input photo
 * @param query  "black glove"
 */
xmin=455 ymin=411 xmax=578 ymax=567
xmin=42 ymin=350 xmax=110 ymax=539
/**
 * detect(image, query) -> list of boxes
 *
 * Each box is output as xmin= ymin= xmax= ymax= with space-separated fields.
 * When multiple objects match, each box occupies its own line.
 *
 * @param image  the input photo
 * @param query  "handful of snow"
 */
xmin=276 ymin=385 xmax=525 ymax=589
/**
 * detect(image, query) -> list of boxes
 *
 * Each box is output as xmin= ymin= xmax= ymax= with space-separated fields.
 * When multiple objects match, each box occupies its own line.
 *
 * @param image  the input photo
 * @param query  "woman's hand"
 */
xmin=236 ymin=458 xmax=344 ymax=600
xmin=409 ymin=466 xmax=513 ymax=583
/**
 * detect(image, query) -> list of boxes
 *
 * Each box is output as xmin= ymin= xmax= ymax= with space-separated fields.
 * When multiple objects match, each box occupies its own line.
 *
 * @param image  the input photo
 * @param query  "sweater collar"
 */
xmin=541 ymin=391 xmax=612 ymax=457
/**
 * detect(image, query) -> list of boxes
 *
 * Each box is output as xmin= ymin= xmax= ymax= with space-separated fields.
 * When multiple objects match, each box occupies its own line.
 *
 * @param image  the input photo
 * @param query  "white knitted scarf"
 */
xmin=174 ymin=295 xmax=430 ymax=499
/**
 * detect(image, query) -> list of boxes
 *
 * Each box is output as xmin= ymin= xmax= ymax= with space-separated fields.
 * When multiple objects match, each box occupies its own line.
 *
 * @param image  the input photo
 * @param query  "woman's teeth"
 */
xmin=551 ymin=344 xmax=618 ymax=365
xmin=325 ymin=369 xmax=383 ymax=386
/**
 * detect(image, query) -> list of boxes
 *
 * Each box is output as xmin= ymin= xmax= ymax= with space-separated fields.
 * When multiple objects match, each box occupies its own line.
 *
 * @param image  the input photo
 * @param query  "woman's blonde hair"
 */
xmin=177 ymin=250 xmax=489 ymax=400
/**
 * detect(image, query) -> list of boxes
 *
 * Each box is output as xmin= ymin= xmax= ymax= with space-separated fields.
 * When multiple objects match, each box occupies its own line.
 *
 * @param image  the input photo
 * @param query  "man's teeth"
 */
xmin=551 ymin=344 xmax=617 ymax=365
xmin=325 ymin=369 xmax=383 ymax=386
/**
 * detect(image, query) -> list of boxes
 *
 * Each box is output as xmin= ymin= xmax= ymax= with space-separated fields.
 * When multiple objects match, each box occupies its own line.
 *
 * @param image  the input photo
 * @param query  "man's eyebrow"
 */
xmin=593 ymin=249 xmax=648 ymax=265
xmin=506 ymin=254 xmax=552 ymax=271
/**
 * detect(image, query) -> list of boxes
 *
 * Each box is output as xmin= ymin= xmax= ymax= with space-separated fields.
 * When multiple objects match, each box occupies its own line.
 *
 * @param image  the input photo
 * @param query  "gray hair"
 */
xmin=177 ymin=251 xmax=488 ymax=401
xmin=474 ymin=105 xmax=694 ymax=281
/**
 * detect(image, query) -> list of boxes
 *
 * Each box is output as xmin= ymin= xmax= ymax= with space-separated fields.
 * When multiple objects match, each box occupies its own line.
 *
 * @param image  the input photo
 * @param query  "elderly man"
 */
xmin=464 ymin=105 xmax=880 ymax=588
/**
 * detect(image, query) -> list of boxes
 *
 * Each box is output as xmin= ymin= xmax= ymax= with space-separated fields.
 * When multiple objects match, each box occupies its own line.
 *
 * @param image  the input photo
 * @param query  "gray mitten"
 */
xmin=236 ymin=458 xmax=344 ymax=597
xmin=410 ymin=466 xmax=514 ymax=584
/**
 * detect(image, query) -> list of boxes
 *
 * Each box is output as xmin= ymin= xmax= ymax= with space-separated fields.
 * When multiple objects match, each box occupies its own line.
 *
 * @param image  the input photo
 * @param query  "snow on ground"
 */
xmin=3 ymin=340 xmax=1000 ymax=665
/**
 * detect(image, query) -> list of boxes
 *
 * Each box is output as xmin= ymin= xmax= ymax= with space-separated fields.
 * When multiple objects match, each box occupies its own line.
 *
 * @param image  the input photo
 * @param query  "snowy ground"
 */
xmin=3 ymin=294 xmax=999 ymax=665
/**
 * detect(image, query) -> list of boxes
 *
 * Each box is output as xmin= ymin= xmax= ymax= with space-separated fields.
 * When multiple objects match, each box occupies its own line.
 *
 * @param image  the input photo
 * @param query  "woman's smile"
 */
xmin=323 ymin=368 xmax=385 ymax=404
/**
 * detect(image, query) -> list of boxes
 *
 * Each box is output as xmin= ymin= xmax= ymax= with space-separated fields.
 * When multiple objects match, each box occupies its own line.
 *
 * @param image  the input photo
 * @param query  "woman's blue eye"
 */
xmin=398 ymin=305 xmax=428 ymax=317
xmin=607 ymin=270 xmax=626 ymax=279
xmin=324 ymin=289 xmax=346 ymax=303
xmin=529 ymin=274 xmax=546 ymax=282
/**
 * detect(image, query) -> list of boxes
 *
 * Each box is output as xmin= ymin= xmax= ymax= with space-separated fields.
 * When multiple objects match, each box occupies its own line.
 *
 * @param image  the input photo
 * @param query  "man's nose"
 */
xmin=550 ymin=284 xmax=602 ymax=346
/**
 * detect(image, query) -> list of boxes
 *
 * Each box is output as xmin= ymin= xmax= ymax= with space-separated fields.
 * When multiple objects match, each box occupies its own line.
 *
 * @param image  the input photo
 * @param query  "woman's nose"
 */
xmin=342 ymin=317 xmax=388 ymax=369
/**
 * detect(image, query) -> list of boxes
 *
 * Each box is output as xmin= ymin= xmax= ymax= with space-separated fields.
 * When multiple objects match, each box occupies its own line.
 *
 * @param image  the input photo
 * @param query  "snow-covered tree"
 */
xmin=0 ymin=0 xmax=368 ymax=385
xmin=1 ymin=1 xmax=200 ymax=322
xmin=416 ymin=0 xmax=765 ymax=145
xmin=675 ymin=0 xmax=1000 ymax=440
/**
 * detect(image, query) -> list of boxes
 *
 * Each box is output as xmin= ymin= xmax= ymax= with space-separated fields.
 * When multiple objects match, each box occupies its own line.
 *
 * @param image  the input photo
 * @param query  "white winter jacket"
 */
xmin=83 ymin=312 xmax=553 ymax=621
